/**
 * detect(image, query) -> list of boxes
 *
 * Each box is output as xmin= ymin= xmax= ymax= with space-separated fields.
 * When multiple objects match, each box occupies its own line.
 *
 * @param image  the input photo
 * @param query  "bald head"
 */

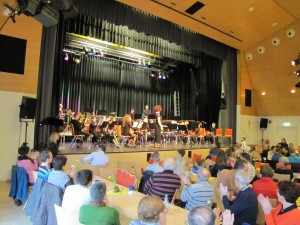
xmin=163 ymin=158 xmax=176 ymax=170
xmin=197 ymin=168 xmax=210 ymax=181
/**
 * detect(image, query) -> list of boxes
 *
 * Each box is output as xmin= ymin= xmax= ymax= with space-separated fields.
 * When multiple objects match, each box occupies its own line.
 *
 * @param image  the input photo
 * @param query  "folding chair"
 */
xmin=224 ymin=129 xmax=233 ymax=144
xmin=69 ymin=124 xmax=85 ymax=148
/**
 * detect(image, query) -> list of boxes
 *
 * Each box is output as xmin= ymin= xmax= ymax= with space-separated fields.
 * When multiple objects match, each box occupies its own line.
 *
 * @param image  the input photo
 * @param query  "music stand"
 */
xmin=134 ymin=114 xmax=142 ymax=120
xmin=96 ymin=109 xmax=106 ymax=115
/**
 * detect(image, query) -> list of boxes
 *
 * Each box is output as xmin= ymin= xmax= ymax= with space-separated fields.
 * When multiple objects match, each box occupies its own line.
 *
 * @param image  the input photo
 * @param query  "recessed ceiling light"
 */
xmin=272 ymin=22 xmax=278 ymax=27
xmin=248 ymin=7 xmax=254 ymax=12
xmin=262 ymin=92 xmax=266 ymax=96
xmin=291 ymin=89 xmax=296 ymax=93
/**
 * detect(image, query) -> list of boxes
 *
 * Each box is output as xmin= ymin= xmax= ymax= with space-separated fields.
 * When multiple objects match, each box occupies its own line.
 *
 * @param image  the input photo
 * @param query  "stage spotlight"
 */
xmin=83 ymin=47 xmax=89 ymax=55
xmin=294 ymin=70 xmax=300 ymax=77
xmin=100 ymin=50 xmax=105 ymax=58
xmin=73 ymin=55 xmax=81 ymax=64
xmin=158 ymin=72 xmax=162 ymax=79
xmin=295 ymin=82 xmax=300 ymax=89
xmin=64 ymin=53 xmax=69 ymax=61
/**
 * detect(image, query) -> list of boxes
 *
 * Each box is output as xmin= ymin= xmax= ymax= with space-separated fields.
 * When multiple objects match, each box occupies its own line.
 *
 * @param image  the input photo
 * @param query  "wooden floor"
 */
xmin=0 ymin=181 xmax=131 ymax=225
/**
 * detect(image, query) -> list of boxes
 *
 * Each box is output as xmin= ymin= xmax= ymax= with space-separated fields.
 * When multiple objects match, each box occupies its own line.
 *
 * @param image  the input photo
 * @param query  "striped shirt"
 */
xmin=38 ymin=165 xmax=50 ymax=180
xmin=181 ymin=180 xmax=214 ymax=210
xmin=144 ymin=170 xmax=181 ymax=201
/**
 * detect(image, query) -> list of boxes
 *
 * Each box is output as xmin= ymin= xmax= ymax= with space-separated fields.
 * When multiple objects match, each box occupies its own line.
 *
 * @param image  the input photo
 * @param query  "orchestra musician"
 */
xmin=143 ymin=105 xmax=151 ymax=118
xmin=153 ymin=105 xmax=163 ymax=148
xmin=122 ymin=114 xmax=137 ymax=146
xmin=70 ymin=113 xmax=93 ymax=145
xmin=130 ymin=108 xmax=135 ymax=120
xmin=89 ymin=116 xmax=101 ymax=143
xmin=208 ymin=122 xmax=217 ymax=144
xmin=58 ymin=104 xmax=64 ymax=120
xmin=102 ymin=117 xmax=117 ymax=143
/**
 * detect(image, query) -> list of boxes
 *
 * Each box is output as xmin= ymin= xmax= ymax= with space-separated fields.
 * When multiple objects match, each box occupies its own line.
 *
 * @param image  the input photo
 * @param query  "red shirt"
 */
xmin=265 ymin=203 xmax=300 ymax=225
xmin=252 ymin=177 xmax=278 ymax=202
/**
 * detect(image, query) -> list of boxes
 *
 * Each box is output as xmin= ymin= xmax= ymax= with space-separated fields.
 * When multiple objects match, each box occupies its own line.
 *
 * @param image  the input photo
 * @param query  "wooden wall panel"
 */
xmin=0 ymin=15 xmax=42 ymax=94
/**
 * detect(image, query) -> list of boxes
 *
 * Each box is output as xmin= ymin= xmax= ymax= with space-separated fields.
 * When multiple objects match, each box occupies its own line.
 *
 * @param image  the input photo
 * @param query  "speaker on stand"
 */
xmin=260 ymin=118 xmax=268 ymax=147
xmin=19 ymin=96 xmax=37 ymax=144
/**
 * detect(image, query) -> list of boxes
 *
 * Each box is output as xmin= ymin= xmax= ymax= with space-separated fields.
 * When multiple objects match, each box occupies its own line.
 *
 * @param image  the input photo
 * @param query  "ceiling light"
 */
xmin=292 ymin=58 xmax=300 ymax=66
xmin=291 ymin=89 xmax=296 ymax=93
xmin=294 ymin=70 xmax=300 ymax=77
xmin=248 ymin=7 xmax=254 ymax=12
xmin=272 ymin=22 xmax=278 ymax=27
xmin=261 ymin=92 xmax=266 ymax=96
xmin=295 ymin=82 xmax=300 ymax=89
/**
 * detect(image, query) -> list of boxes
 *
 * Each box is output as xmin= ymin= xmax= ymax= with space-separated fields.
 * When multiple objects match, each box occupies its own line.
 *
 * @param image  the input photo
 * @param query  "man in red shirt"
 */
xmin=252 ymin=165 xmax=278 ymax=202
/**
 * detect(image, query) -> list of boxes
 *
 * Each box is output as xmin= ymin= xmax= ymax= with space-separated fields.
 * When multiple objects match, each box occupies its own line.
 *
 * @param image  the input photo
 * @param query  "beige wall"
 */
xmin=0 ymin=15 xmax=41 ymax=181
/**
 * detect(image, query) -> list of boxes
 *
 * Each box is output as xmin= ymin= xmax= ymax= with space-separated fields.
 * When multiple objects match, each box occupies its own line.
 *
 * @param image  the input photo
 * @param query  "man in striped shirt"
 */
xmin=181 ymin=167 xmax=214 ymax=210
xmin=144 ymin=158 xmax=181 ymax=202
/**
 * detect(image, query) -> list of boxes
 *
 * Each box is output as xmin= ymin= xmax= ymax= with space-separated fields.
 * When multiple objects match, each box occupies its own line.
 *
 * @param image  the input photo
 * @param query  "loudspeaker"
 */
xmin=188 ymin=151 xmax=192 ymax=158
xmin=33 ymin=5 xmax=59 ymax=27
xmin=20 ymin=96 xmax=37 ymax=119
xmin=260 ymin=118 xmax=268 ymax=129
xmin=245 ymin=89 xmax=252 ymax=107
xmin=146 ymin=153 xmax=152 ymax=162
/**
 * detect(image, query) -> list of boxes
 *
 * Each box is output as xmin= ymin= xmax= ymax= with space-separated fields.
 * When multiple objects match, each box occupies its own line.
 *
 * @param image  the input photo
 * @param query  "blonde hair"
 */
xmin=122 ymin=114 xmax=131 ymax=127
xmin=49 ymin=132 xmax=59 ymax=143
xmin=138 ymin=196 xmax=165 ymax=222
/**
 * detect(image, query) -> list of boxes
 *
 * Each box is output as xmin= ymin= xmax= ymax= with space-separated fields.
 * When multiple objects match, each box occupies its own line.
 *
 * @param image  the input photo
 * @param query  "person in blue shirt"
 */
xmin=37 ymin=150 xmax=53 ymax=180
xmin=81 ymin=144 xmax=109 ymax=166
xmin=288 ymin=148 xmax=300 ymax=163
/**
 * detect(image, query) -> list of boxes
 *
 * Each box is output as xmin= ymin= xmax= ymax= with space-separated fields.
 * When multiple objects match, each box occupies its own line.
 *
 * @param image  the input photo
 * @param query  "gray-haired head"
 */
xmin=197 ymin=167 xmax=210 ymax=181
xmin=152 ymin=151 xmax=160 ymax=163
xmin=90 ymin=181 xmax=107 ymax=203
xmin=163 ymin=158 xmax=175 ymax=170
xmin=187 ymin=206 xmax=215 ymax=225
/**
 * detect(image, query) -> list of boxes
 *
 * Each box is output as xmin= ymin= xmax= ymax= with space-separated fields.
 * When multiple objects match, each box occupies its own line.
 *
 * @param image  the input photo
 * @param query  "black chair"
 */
xmin=138 ymin=170 xmax=154 ymax=194
xmin=291 ymin=163 xmax=300 ymax=173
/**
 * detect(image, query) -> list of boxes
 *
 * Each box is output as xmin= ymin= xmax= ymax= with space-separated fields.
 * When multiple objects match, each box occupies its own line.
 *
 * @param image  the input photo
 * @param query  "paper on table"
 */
xmin=107 ymin=189 xmax=128 ymax=196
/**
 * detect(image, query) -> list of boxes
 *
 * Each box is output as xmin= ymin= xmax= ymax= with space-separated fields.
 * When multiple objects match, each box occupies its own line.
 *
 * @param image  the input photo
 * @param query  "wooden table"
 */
xmin=94 ymin=175 xmax=189 ymax=225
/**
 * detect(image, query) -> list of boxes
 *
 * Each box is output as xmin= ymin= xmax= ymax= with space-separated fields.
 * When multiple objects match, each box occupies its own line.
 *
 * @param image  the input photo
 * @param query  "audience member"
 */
xmin=145 ymin=151 xmax=163 ymax=173
xmin=274 ymin=157 xmax=293 ymax=180
xmin=261 ymin=144 xmax=270 ymax=161
xmin=235 ymin=143 xmax=243 ymax=158
xmin=210 ymin=151 xmax=231 ymax=177
xmin=62 ymin=169 xmax=93 ymax=211
xmin=217 ymin=159 xmax=247 ymax=196
xmin=240 ymin=152 xmax=256 ymax=182
xmin=37 ymin=150 xmax=52 ymax=180
xmin=279 ymin=138 xmax=288 ymax=149
xmin=225 ymin=148 xmax=237 ymax=168
xmin=271 ymin=147 xmax=283 ymax=162
xmin=181 ymin=167 xmax=214 ymax=210
xmin=47 ymin=155 xmax=74 ymax=190
xmin=144 ymin=158 xmax=181 ymax=202
xmin=48 ymin=132 xmax=61 ymax=158
xmin=258 ymin=181 xmax=300 ymax=225
xmin=240 ymin=137 xmax=250 ymax=153
xmin=288 ymin=148 xmax=300 ymax=163
xmin=249 ymin=146 xmax=262 ymax=162
xmin=267 ymin=146 xmax=276 ymax=161
xmin=252 ymin=165 xmax=278 ymax=202
xmin=174 ymin=149 xmax=186 ymax=176
xmin=79 ymin=181 xmax=121 ymax=225
xmin=220 ymin=170 xmax=258 ymax=225
xmin=209 ymin=141 xmax=222 ymax=157
xmin=281 ymin=147 xmax=290 ymax=157
xmin=17 ymin=144 xmax=39 ymax=186
xmin=81 ymin=144 xmax=109 ymax=166
xmin=129 ymin=196 xmax=166 ymax=225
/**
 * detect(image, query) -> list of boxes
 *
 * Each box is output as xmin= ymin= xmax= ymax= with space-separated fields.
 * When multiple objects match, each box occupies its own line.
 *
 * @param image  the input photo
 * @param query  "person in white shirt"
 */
xmin=145 ymin=151 xmax=163 ymax=173
xmin=81 ymin=144 xmax=109 ymax=166
xmin=62 ymin=169 xmax=93 ymax=211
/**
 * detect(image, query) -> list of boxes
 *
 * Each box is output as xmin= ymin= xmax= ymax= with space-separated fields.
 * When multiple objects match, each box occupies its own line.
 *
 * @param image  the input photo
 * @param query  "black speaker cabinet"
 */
xmin=20 ymin=96 xmax=37 ymax=119
xmin=245 ymin=89 xmax=252 ymax=107
xmin=260 ymin=118 xmax=268 ymax=129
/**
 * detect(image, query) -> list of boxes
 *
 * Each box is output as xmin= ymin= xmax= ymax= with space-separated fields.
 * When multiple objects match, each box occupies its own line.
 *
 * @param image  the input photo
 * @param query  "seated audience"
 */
xmin=37 ymin=150 xmax=52 ymax=180
xmin=261 ymin=144 xmax=270 ymax=161
xmin=267 ymin=146 xmax=276 ymax=161
xmin=174 ymin=149 xmax=186 ymax=176
xmin=235 ymin=142 xmax=243 ymax=158
xmin=181 ymin=167 xmax=214 ymax=210
xmin=281 ymin=147 xmax=290 ymax=157
xmin=187 ymin=206 xmax=235 ymax=225
xmin=288 ymin=148 xmax=300 ymax=164
xmin=210 ymin=151 xmax=232 ymax=177
xmin=62 ymin=169 xmax=93 ymax=211
xmin=249 ymin=146 xmax=262 ymax=162
xmin=217 ymin=159 xmax=247 ymax=196
xmin=145 ymin=151 xmax=163 ymax=173
xmin=279 ymin=138 xmax=289 ymax=150
xmin=252 ymin=165 xmax=278 ymax=202
xmin=79 ymin=181 xmax=121 ymax=225
xmin=271 ymin=147 xmax=283 ymax=162
xmin=81 ymin=144 xmax=109 ymax=166
xmin=144 ymin=158 xmax=181 ymax=202
xmin=240 ymin=153 xmax=256 ymax=182
xmin=129 ymin=196 xmax=166 ymax=225
xmin=47 ymin=155 xmax=74 ymax=190
xmin=274 ymin=157 xmax=293 ymax=180
xmin=17 ymin=144 xmax=39 ymax=186
xmin=225 ymin=148 xmax=237 ymax=168
xmin=47 ymin=132 xmax=61 ymax=159
xmin=209 ymin=141 xmax=222 ymax=157
xmin=258 ymin=181 xmax=300 ymax=225
xmin=220 ymin=170 xmax=258 ymax=225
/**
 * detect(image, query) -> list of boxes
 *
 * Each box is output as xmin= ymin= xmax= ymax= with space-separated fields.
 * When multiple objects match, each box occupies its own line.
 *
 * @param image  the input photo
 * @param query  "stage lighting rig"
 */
xmin=291 ymin=53 xmax=300 ymax=66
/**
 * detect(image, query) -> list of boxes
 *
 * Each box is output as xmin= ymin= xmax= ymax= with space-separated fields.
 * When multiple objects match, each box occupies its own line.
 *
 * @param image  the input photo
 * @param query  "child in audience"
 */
xmin=37 ymin=150 xmax=52 ymax=180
